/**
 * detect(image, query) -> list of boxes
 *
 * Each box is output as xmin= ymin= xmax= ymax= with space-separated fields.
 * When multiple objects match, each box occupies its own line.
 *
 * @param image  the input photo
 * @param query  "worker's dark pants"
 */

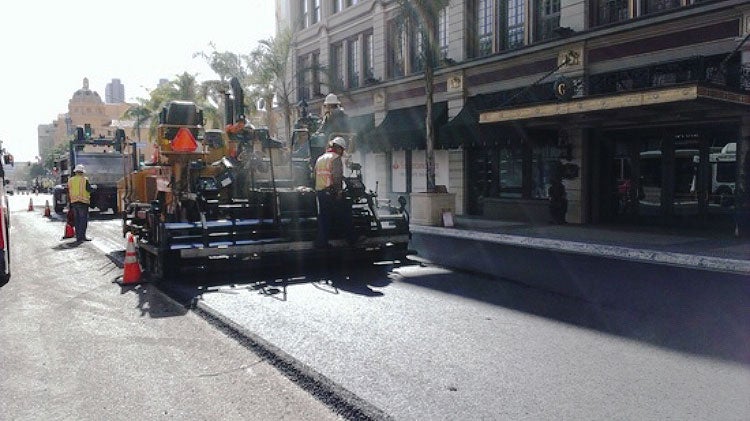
xmin=316 ymin=190 xmax=354 ymax=246
xmin=71 ymin=202 xmax=89 ymax=241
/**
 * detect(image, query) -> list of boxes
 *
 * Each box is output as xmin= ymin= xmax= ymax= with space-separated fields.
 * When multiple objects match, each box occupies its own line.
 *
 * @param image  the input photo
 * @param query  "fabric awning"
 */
xmin=438 ymin=98 xmax=483 ymax=148
xmin=369 ymin=102 xmax=448 ymax=151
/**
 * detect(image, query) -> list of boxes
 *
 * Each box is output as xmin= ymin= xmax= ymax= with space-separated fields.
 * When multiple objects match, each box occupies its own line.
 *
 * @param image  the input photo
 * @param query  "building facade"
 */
xmin=40 ymin=78 xmax=151 ymax=164
xmin=105 ymin=78 xmax=125 ymax=103
xmin=285 ymin=0 xmax=750 ymax=233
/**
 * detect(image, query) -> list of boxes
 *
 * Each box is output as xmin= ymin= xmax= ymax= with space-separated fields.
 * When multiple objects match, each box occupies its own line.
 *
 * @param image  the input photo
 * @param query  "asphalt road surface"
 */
xmin=0 ymin=194 xmax=342 ymax=421
xmin=4 ymin=193 xmax=749 ymax=420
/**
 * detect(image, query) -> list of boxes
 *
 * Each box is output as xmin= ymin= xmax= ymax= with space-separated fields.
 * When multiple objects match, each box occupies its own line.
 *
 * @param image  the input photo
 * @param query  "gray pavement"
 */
xmin=411 ymin=216 xmax=750 ymax=275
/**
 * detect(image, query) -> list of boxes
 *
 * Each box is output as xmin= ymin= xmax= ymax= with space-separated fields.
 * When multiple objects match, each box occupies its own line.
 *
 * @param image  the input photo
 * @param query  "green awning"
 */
xmin=369 ymin=102 xmax=448 ymax=151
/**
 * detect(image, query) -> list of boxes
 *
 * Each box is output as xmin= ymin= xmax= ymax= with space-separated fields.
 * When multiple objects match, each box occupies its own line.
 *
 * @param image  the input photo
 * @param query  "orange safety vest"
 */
xmin=314 ymin=151 xmax=339 ymax=191
xmin=68 ymin=174 xmax=90 ymax=204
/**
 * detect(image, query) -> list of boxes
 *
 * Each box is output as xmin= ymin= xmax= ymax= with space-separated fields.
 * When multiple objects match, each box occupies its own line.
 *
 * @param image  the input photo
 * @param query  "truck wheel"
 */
xmin=0 ymin=248 xmax=9 ymax=286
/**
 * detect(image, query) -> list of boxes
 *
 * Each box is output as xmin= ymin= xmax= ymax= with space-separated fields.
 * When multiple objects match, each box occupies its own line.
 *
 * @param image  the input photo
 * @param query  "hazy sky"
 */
xmin=0 ymin=0 xmax=276 ymax=161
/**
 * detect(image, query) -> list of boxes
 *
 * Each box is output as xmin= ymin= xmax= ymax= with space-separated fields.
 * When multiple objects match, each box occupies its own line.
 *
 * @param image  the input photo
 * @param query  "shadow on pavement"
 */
xmin=396 ymin=267 xmax=750 ymax=365
xmin=115 ymin=283 xmax=189 ymax=318
xmin=155 ymin=258 xmax=408 ymax=306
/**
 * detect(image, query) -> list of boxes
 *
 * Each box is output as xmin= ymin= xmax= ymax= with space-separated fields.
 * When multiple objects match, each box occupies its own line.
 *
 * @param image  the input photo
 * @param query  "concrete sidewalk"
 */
xmin=410 ymin=217 xmax=750 ymax=275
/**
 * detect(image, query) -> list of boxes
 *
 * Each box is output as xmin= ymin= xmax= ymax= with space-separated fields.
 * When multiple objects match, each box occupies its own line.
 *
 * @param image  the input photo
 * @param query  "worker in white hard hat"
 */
xmin=67 ymin=164 xmax=92 ymax=242
xmin=317 ymin=93 xmax=349 ymax=135
xmin=314 ymin=136 xmax=354 ymax=247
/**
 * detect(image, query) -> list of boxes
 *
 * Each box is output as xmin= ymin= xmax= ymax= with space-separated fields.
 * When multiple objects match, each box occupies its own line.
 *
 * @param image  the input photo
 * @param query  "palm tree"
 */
xmin=122 ymin=72 xmax=215 ymax=142
xmin=396 ymin=0 xmax=450 ymax=193
xmin=248 ymin=27 xmax=296 ymax=142
xmin=121 ymin=100 xmax=151 ymax=141
xmin=194 ymin=46 xmax=251 ymax=127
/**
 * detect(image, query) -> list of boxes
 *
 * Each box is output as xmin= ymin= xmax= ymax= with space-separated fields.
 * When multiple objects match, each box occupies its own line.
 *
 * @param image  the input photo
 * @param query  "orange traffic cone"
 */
xmin=62 ymin=209 xmax=75 ymax=239
xmin=27 ymin=198 xmax=33 ymax=211
xmin=43 ymin=200 xmax=51 ymax=217
xmin=117 ymin=233 xmax=143 ymax=285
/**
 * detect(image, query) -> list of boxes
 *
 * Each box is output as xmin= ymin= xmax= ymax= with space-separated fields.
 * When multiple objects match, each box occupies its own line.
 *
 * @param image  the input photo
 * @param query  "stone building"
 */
xmin=43 ymin=78 xmax=146 ymax=157
xmin=285 ymin=0 xmax=750 ymax=233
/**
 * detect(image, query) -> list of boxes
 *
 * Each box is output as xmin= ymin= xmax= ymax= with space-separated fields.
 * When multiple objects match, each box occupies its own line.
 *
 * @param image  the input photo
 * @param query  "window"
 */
xmin=499 ymin=145 xmax=523 ymax=197
xmin=476 ymin=0 xmax=494 ymax=57
xmin=364 ymin=33 xmax=375 ymax=80
xmin=642 ymin=0 xmax=681 ymax=15
xmin=346 ymin=0 xmax=359 ymax=6
xmin=535 ymin=0 xmax=560 ymax=41
xmin=504 ymin=0 xmax=526 ymax=49
xmin=311 ymin=52 xmax=321 ymax=96
xmin=410 ymin=24 xmax=426 ymax=74
xmin=312 ymin=0 xmax=321 ymax=24
xmin=438 ymin=6 xmax=449 ymax=60
xmin=297 ymin=55 xmax=310 ymax=101
xmin=387 ymin=19 xmax=406 ymax=78
xmin=333 ymin=0 xmax=343 ymax=13
xmin=347 ymin=38 xmax=360 ymax=88
xmin=592 ymin=0 xmax=630 ymax=26
xmin=330 ymin=43 xmax=344 ymax=90
xmin=531 ymin=141 xmax=563 ymax=199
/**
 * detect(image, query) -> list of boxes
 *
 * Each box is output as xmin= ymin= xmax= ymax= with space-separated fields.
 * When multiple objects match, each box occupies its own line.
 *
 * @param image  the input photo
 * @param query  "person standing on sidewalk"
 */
xmin=548 ymin=165 xmax=568 ymax=224
xmin=68 ymin=164 xmax=92 ymax=242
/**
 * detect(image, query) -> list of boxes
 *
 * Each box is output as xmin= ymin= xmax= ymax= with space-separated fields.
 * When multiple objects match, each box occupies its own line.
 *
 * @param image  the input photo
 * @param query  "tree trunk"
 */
xmin=424 ymin=15 xmax=438 ymax=193
xmin=425 ymin=64 xmax=436 ymax=193
xmin=264 ymin=94 xmax=275 ymax=137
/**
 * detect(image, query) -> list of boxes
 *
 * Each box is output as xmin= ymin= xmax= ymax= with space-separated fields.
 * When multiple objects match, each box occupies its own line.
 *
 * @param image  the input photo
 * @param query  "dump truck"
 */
xmin=121 ymin=83 xmax=410 ymax=279
xmin=52 ymin=128 xmax=126 ymax=214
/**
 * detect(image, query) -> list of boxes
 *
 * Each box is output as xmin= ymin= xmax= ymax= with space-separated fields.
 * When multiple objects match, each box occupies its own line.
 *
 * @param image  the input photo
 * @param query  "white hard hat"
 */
xmin=323 ymin=93 xmax=341 ymax=106
xmin=74 ymin=164 xmax=85 ymax=173
xmin=331 ymin=136 xmax=347 ymax=150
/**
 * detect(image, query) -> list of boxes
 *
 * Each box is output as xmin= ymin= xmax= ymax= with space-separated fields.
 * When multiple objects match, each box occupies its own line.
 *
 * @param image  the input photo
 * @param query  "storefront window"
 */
xmin=499 ymin=145 xmax=522 ymax=197
xmin=532 ymin=141 xmax=562 ymax=199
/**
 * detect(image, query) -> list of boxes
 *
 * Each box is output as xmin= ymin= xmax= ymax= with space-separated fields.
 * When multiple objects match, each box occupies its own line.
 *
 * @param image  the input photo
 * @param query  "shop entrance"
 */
xmin=597 ymin=125 xmax=738 ymax=230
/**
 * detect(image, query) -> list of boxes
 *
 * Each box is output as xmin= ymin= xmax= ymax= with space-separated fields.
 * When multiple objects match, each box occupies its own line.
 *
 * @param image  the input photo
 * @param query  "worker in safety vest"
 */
xmin=316 ymin=93 xmax=349 ymax=135
xmin=314 ymin=136 xmax=354 ymax=248
xmin=67 ymin=164 xmax=92 ymax=242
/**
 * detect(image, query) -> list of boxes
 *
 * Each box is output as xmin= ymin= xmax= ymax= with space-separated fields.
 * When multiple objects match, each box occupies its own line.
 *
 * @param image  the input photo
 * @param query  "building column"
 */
xmin=737 ymin=115 xmax=750 ymax=237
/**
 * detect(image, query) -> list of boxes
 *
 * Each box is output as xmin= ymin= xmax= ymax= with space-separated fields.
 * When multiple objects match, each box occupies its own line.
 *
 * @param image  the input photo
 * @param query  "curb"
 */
xmin=411 ymin=225 xmax=750 ymax=275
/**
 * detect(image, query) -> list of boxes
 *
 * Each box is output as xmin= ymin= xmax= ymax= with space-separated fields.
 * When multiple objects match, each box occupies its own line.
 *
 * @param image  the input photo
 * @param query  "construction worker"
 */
xmin=225 ymin=114 xmax=253 ymax=158
xmin=314 ymin=136 xmax=354 ymax=247
xmin=317 ymin=93 xmax=349 ymax=135
xmin=68 ymin=164 xmax=92 ymax=242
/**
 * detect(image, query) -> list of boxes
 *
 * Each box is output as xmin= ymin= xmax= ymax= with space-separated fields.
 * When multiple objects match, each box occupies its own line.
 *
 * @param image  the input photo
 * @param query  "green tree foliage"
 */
xmin=194 ymin=45 xmax=252 ymax=126
xmin=248 ymin=27 xmax=296 ymax=142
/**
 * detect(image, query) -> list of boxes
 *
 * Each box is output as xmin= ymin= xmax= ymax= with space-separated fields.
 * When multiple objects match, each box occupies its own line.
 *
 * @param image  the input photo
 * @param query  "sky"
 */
xmin=0 ymin=0 xmax=277 ymax=162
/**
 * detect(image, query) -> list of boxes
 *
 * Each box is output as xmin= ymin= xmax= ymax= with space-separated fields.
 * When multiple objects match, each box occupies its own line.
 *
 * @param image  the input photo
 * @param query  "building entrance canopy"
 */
xmin=479 ymin=84 xmax=750 ymax=128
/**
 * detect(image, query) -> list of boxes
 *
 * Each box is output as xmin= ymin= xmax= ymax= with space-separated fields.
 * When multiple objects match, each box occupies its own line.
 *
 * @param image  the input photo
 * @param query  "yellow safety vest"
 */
xmin=68 ymin=174 xmax=90 ymax=204
xmin=315 ymin=151 xmax=338 ymax=191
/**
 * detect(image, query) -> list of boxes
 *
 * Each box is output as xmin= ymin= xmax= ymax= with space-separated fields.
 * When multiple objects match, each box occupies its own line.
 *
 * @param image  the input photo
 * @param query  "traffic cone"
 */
xmin=43 ymin=200 xmax=51 ymax=217
xmin=117 ymin=233 xmax=143 ymax=285
xmin=27 ymin=198 xmax=33 ymax=211
xmin=62 ymin=209 xmax=75 ymax=239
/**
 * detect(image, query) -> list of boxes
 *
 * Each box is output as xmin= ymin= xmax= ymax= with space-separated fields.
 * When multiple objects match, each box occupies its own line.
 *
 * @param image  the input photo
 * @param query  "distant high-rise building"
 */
xmin=105 ymin=78 xmax=125 ymax=103
xmin=37 ymin=123 xmax=55 ymax=160
xmin=158 ymin=78 xmax=169 ymax=88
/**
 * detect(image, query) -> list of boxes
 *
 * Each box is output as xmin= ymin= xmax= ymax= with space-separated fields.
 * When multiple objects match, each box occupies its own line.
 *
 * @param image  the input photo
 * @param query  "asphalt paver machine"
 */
xmin=121 ymin=96 xmax=410 ymax=280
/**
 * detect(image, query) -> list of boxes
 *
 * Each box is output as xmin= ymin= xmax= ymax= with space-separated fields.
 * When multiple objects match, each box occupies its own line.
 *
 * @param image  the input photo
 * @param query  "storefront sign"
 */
xmin=411 ymin=150 xmax=449 ymax=192
xmin=392 ymin=150 xmax=450 ymax=193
